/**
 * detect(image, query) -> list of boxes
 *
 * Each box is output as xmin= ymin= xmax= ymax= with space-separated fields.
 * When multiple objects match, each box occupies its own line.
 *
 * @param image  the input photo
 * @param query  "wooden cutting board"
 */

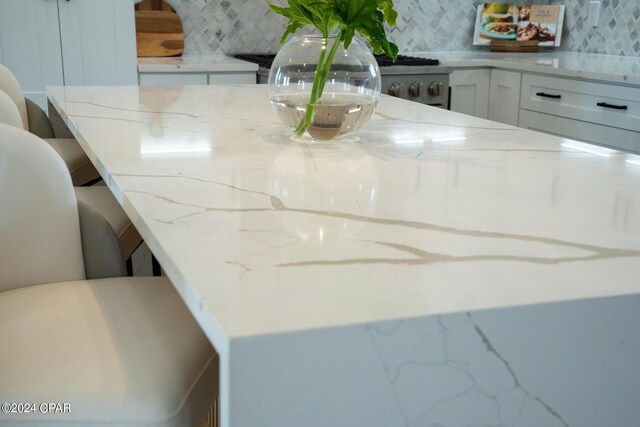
xmin=135 ymin=10 xmax=184 ymax=57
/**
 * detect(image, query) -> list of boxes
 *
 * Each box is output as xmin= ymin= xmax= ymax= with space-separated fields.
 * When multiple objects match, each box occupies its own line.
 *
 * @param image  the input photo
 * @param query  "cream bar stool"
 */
xmin=0 ymin=62 xmax=100 ymax=185
xmin=0 ymin=89 xmax=142 ymax=264
xmin=0 ymin=124 xmax=218 ymax=426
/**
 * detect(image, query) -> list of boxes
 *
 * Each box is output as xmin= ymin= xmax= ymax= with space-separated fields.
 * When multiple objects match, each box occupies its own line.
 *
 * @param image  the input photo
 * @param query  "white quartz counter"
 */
xmin=47 ymin=84 xmax=640 ymax=427
xmin=412 ymin=50 xmax=640 ymax=86
xmin=138 ymin=54 xmax=258 ymax=73
xmin=47 ymin=83 xmax=640 ymax=340
xmin=139 ymin=51 xmax=640 ymax=86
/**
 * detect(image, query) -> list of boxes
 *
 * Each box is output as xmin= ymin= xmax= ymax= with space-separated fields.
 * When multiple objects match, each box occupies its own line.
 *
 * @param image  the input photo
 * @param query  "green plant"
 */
xmin=268 ymin=0 xmax=399 ymax=135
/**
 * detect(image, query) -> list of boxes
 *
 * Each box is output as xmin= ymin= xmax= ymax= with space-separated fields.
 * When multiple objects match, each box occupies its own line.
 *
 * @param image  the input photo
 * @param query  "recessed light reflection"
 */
xmin=142 ymin=147 xmax=213 ymax=155
xmin=141 ymin=129 xmax=213 ymax=155
xmin=431 ymin=136 xmax=467 ymax=145
xmin=561 ymin=142 xmax=615 ymax=158
xmin=625 ymin=154 xmax=640 ymax=166
xmin=393 ymin=134 xmax=468 ymax=146
xmin=394 ymin=137 xmax=424 ymax=145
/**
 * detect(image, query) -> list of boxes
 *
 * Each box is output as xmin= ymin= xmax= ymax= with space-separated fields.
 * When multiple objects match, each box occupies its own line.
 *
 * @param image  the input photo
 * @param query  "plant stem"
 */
xmin=294 ymin=30 xmax=344 ymax=135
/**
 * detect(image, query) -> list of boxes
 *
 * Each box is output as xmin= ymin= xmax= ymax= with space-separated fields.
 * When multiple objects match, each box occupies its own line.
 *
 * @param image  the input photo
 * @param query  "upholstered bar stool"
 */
xmin=0 ymin=88 xmax=142 ymax=264
xmin=0 ymin=124 xmax=218 ymax=426
xmin=0 ymin=63 xmax=100 ymax=185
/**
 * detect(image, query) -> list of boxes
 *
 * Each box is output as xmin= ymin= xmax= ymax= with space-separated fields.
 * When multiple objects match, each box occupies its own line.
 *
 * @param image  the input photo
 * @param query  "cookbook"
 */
xmin=473 ymin=3 xmax=565 ymax=47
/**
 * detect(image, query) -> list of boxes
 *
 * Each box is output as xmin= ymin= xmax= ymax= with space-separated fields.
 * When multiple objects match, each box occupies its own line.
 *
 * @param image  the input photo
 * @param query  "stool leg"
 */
xmin=152 ymin=254 xmax=161 ymax=276
xmin=126 ymin=257 xmax=133 ymax=276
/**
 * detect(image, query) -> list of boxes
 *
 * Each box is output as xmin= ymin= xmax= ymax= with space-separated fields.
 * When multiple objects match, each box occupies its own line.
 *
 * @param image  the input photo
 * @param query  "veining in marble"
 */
xmin=228 ymin=294 xmax=640 ymax=426
xmin=47 ymin=83 xmax=640 ymax=338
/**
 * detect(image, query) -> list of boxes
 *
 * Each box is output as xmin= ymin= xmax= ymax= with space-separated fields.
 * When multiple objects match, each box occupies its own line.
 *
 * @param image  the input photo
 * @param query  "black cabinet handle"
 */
xmin=597 ymin=102 xmax=628 ymax=110
xmin=536 ymin=92 xmax=561 ymax=99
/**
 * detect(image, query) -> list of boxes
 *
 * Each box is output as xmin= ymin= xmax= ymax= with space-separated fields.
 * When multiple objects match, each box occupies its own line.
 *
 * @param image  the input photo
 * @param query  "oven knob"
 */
xmin=428 ymin=82 xmax=445 ymax=97
xmin=409 ymin=82 xmax=423 ymax=97
xmin=388 ymin=82 xmax=404 ymax=97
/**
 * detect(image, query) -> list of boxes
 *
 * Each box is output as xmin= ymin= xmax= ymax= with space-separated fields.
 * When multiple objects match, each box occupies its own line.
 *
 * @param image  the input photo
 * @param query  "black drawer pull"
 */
xmin=597 ymin=102 xmax=628 ymax=110
xmin=536 ymin=92 xmax=561 ymax=99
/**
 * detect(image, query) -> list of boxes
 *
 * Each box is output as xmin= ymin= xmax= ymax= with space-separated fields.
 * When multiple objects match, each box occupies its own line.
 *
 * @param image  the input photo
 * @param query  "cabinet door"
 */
xmin=449 ymin=69 xmax=490 ymax=119
xmin=0 ymin=0 xmax=64 ymax=108
xmin=57 ymin=0 xmax=137 ymax=86
xmin=488 ymin=69 xmax=521 ymax=126
xmin=208 ymin=73 xmax=257 ymax=84
xmin=139 ymin=73 xmax=208 ymax=85
xmin=519 ymin=109 xmax=640 ymax=154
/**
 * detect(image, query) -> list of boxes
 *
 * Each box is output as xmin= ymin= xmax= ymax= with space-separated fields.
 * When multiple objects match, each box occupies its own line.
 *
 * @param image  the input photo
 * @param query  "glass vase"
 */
xmin=268 ymin=35 xmax=381 ymax=142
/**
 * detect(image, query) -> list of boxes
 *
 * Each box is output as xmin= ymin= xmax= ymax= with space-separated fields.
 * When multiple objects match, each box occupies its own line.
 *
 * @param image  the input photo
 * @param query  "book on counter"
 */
xmin=473 ymin=3 xmax=565 ymax=47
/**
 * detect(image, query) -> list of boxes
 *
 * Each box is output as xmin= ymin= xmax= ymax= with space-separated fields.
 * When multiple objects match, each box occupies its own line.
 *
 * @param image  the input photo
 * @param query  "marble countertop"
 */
xmin=47 ymin=84 xmax=640 ymax=343
xmin=138 ymin=54 xmax=258 ymax=73
xmin=412 ymin=50 xmax=640 ymax=85
xmin=47 ymin=84 xmax=640 ymax=427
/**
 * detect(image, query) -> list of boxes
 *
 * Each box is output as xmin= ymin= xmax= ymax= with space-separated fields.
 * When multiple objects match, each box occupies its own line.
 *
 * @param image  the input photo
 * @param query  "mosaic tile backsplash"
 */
xmin=165 ymin=0 xmax=640 ymax=57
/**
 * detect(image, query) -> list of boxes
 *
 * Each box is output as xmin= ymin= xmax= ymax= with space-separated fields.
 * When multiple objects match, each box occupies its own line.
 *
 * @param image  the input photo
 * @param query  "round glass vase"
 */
xmin=268 ymin=35 xmax=381 ymax=142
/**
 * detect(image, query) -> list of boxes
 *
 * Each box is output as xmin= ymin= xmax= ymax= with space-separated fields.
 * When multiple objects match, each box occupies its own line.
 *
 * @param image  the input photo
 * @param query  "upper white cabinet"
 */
xmin=0 ymin=0 xmax=137 ymax=108
xmin=450 ymin=69 xmax=490 ymax=119
xmin=488 ymin=69 xmax=521 ymax=126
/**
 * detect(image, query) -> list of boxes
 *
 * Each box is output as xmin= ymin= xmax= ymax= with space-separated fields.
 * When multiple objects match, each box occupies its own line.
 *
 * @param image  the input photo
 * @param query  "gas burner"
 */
xmin=374 ymin=55 xmax=440 ymax=67
xmin=233 ymin=54 xmax=277 ymax=69
xmin=233 ymin=54 xmax=440 ymax=69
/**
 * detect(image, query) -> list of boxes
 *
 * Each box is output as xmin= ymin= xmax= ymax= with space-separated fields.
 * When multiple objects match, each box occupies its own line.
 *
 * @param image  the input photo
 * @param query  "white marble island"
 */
xmin=48 ymin=84 xmax=640 ymax=427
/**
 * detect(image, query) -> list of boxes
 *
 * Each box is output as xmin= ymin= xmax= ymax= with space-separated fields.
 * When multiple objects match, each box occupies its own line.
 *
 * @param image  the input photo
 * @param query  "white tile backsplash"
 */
xmin=164 ymin=0 xmax=640 ymax=56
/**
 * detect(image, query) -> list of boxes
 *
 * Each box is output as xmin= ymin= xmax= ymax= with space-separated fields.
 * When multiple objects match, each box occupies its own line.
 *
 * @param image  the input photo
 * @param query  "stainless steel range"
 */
xmin=233 ymin=54 xmax=451 ymax=109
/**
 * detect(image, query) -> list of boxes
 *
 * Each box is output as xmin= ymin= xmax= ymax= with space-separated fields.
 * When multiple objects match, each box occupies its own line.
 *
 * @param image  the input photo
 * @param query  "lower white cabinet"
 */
xmin=450 ymin=69 xmax=490 ymax=119
xmin=520 ymin=73 xmax=640 ymax=133
xmin=519 ymin=109 xmax=640 ymax=154
xmin=139 ymin=72 xmax=256 ymax=86
xmin=488 ymin=69 xmax=522 ymax=126
xmin=449 ymin=68 xmax=522 ymax=125
xmin=447 ymin=65 xmax=640 ymax=153
xmin=519 ymin=73 xmax=640 ymax=153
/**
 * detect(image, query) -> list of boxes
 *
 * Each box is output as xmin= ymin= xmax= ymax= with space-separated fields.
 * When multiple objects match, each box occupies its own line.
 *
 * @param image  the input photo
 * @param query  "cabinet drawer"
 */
xmin=520 ymin=74 xmax=640 ymax=132
xmin=518 ymin=109 xmax=640 ymax=154
xmin=139 ymin=73 xmax=208 ymax=85
xmin=208 ymin=72 xmax=256 ymax=85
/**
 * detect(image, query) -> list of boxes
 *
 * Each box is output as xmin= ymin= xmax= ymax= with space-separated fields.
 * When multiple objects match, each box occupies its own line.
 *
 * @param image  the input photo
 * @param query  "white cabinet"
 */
xmin=0 ymin=1 xmax=64 ymax=107
xmin=520 ymin=73 xmax=640 ymax=133
xmin=519 ymin=73 xmax=640 ymax=153
xmin=57 ymin=0 xmax=138 ymax=87
xmin=448 ymin=68 xmax=521 ymax=125
xmin=139 ymin=72 xmax=256 ymax=86
xmin=450 ymin=69 xmax=490 ymax=119
xmin=488 ymin=69 xmax=521 ymax=126
xmin=519 ymin=110 xmax=640 ymax=154
xmin=139 ymin=73 xmax=208 ymax=86
xmin=0 ymin=0 xmax=137 ymax=109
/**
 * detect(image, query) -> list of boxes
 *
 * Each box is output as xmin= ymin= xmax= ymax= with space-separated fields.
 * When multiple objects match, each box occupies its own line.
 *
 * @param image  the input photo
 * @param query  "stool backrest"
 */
xmin=0 ymin=89 xmax=24 ymax=128
xmin=0 ymin=124 xmax=85 ymax=291
xmin=0 ymin=64 xmax=29 ymax=131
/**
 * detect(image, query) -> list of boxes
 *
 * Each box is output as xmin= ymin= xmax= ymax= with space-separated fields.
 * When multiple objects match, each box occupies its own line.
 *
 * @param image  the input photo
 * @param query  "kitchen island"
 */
xmin=48 ymin=84 xmax=640 ymax=427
